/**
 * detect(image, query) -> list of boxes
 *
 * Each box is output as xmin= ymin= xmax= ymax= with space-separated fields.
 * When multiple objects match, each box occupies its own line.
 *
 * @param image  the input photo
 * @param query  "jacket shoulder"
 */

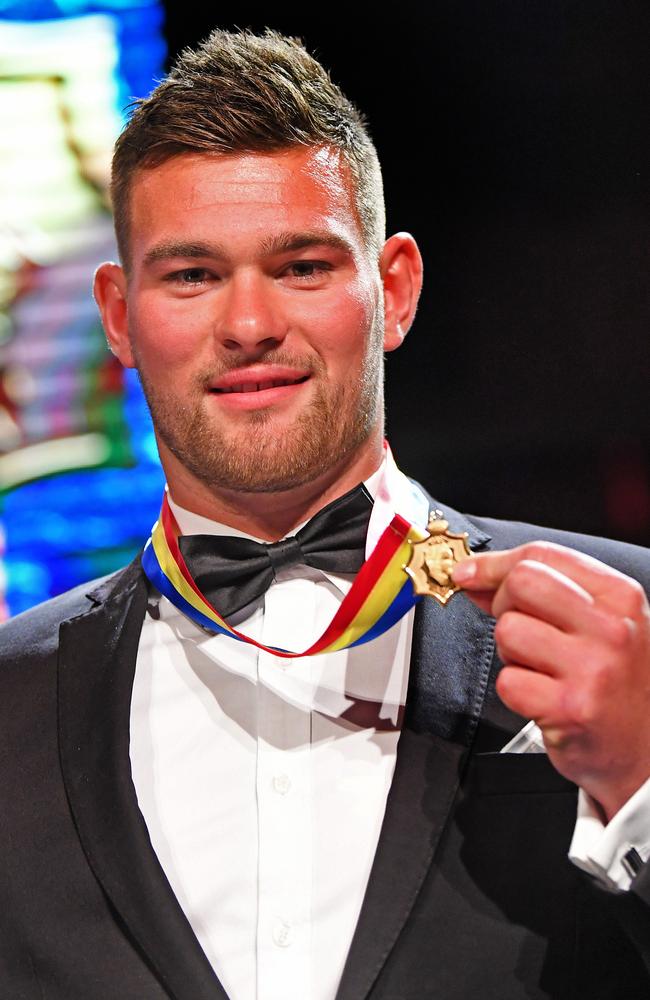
xmin=412 ymin=477 xmax=650 ymax=587
xmin=466 ymin=514 xmax=650 ymax=589
xmin=0 ymin=560 xmax=142 ymax=662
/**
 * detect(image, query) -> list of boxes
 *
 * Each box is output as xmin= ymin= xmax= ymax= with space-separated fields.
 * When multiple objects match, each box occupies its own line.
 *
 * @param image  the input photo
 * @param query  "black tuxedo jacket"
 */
xmin=2 ymin=499 xmax=650 ymax=999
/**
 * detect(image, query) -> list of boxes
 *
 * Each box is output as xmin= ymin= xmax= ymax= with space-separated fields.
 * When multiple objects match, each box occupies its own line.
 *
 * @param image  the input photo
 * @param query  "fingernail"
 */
xmin=453 ymin=559 xmax=477 ymax=584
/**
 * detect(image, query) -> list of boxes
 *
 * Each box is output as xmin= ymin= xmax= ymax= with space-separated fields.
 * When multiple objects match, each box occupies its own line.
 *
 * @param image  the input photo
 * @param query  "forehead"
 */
xmin=128 ymin=146 xmax=364 ymax=257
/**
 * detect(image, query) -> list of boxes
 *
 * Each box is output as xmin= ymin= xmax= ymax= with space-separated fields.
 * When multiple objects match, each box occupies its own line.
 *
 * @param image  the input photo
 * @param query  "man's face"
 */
xmin=111 ymin=146 xmax=390 ymax=494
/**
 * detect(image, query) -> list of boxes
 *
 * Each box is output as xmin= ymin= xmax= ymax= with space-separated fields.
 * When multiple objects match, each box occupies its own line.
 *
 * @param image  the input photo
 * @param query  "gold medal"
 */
xmin=405 ymin=509 xmax=472 ymax=606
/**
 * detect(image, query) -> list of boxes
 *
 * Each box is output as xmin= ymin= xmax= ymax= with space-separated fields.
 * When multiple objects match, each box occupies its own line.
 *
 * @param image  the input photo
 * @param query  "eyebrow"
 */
xmin=258 ymin=231 xmax=355 ymax=257
xmin=143 ymin=241 xmax=225 ymax=266
xmin=143 ymin=231 xmax=355 ymax=267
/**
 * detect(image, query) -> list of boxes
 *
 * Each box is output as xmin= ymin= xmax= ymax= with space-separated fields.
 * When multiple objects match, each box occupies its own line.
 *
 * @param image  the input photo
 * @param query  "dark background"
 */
xmin=163 ymin=1 xmax=650 ymax=544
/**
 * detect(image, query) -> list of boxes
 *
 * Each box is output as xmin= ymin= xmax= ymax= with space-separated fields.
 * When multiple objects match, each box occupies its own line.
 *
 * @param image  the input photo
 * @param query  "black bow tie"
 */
xmin=178 ymin=483 xmax=374 ymax=618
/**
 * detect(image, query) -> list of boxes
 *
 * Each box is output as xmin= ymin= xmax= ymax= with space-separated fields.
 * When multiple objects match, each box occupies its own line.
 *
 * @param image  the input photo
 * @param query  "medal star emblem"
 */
xmin=405 ymin=510 xmax=473 ymax=606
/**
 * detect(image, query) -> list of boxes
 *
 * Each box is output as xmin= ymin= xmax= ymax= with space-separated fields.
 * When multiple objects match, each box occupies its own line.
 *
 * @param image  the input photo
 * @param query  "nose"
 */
xmin=215 ymin=270 xmax=287 ymax=353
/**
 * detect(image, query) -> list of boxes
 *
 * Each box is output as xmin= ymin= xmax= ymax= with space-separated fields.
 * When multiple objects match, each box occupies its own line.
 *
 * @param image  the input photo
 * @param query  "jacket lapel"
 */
xmin=57 ymin=492 xmax=495 ymax=1000
xmin=57 ymin=559 xmax=228 ymax=1000
xmin=336 ymin=499 xmax=496 ymax=1000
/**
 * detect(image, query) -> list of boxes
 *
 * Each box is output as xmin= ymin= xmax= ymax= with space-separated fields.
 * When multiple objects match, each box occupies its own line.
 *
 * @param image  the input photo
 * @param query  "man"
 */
xmin=1 ymin=27 xmax=650 ymax=1000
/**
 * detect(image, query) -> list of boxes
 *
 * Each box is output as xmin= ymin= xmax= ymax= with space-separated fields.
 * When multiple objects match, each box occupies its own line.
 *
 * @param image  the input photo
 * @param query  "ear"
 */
xmin=379 ymin=233 xmax=423 ymax=352
xmin=93 ymin=262 xmax=135 ymax=368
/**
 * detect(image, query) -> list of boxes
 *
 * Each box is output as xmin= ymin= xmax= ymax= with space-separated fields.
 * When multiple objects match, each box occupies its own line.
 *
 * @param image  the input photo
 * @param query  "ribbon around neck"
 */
xmin=142 ymin=492 xmax=428 ymax=659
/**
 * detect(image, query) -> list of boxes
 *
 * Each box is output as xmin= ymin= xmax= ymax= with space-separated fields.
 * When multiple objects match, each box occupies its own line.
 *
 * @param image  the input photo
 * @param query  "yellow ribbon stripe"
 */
xmin=324 ymin=534 xmax=419 ymax=652
xmin=152 ymin=520 xmax=233 ymax=631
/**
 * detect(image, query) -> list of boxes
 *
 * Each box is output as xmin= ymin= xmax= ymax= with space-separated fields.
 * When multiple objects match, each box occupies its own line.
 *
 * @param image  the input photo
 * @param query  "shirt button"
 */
xmin=272 ymin=918 xmax=293 ymax=947
xmin=272 ymin=773 xmax=291 ymax=795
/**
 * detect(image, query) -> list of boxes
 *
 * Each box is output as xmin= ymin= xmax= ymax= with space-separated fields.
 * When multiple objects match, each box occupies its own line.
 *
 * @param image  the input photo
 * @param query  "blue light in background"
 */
xmin=1 ymin=0 xmax=167 ymax=615
xmin=0 ymin=1 xmax=166 ymax=110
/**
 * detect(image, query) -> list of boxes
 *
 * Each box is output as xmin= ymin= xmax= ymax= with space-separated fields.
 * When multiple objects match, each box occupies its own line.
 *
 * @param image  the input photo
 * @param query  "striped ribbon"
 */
xmin=142 ymin=492 xmax=428 ymax=658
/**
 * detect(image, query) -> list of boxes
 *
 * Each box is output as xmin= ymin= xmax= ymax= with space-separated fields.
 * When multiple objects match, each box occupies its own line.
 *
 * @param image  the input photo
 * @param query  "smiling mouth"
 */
xmin=210 ymin=375 xmax=310 ymax=394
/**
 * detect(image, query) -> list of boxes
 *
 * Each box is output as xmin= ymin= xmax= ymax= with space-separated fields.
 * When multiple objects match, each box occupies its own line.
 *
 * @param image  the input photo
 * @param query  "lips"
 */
xmin=212 ymin=375 xmax=309 ymax=394
xmin=208 ymin=366 xmax=311 ymax=395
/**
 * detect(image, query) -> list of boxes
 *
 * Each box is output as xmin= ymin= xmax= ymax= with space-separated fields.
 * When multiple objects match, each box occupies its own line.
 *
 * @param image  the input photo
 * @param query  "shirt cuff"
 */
xmin=569 ymin=778 xmax=650 ymax=891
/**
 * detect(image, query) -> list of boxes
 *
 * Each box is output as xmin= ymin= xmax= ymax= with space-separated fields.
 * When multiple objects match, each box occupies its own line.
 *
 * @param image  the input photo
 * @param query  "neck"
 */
xmin=161 ymin=434 xmax=384 ymax=540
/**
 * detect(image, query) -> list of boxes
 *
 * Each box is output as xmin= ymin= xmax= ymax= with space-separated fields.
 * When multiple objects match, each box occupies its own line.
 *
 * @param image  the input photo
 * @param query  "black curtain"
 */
xmin=162 ymin=2 xmax=650 ymax=544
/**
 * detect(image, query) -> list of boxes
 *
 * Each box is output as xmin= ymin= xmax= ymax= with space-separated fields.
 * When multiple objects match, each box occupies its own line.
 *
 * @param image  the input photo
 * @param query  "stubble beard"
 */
xmin=134 ymin=321 xmax=385 ymax=496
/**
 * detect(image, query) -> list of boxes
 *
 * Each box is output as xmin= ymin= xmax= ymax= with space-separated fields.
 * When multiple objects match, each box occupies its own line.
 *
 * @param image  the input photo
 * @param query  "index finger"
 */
xmin=452 ymin=541 xmax=635 ymax=610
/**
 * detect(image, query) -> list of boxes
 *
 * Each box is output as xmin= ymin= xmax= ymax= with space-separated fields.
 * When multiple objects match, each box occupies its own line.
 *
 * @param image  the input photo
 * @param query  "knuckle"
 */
xmin=600 ymin=614 xmax=632 ymax=650
xmin=564 ymin=688 xmax=598 ymax=729
xmin=561 ymin=655 xmax=613 ymax=729
xmin=504 ymin=560 xmax=541 ymax=602
xmin=588 ymin=655 xmax=614 ymax=694
xmin=621 ymin=579 xmax=647 ymax=618
xmin=520 ymin=541 xmax=556 ymax=564
xmin=494 ymin=611 xmax=519 ymax=650
xmin=495 ymin=666 xmax=521 ymax=709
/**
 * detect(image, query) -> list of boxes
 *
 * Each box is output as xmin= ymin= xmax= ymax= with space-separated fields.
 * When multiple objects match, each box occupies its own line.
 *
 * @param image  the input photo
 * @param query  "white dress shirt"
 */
xmin=130 ymin=459 xmax=649 ymax=1000
xmin=129 ymin=459 xmax=430 ymax=1000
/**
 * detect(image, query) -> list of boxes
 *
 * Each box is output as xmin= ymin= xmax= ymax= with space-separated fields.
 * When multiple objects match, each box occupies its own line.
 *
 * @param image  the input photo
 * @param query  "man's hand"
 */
xmin=452 ymin=543 xmax=650 ymax=821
